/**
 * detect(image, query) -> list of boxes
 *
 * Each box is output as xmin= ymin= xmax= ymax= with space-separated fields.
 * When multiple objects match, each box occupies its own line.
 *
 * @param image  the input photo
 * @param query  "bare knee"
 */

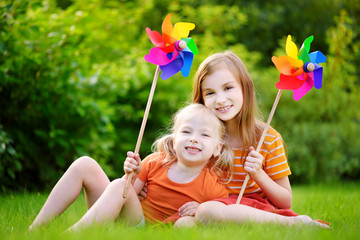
xmin=69 ymin=156 xmax=101 ymax=176
xmin=195 ymin=201 xmax=225 ymax=224
xmin=73 ymin=156 xmax=98 ymax=167
xmin=174 ymin=216 xmax=196 ymax=228
xmin=107 ymin=178 xmax=127 ymax=194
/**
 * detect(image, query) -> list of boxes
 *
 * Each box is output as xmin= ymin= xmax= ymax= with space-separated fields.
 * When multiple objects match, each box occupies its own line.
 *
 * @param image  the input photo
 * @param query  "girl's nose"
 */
xmin=216 ymin=93 xmax=226 ymax=105
xmin=189 ymin=135 xmax=199 ymax=143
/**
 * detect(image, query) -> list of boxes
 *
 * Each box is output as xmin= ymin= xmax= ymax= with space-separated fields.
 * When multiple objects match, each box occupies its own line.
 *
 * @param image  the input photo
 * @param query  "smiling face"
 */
xmin=201 ymin=67 xmax=244 ymax=123
xmin=173 ymin=110 xmax=223 ymax=167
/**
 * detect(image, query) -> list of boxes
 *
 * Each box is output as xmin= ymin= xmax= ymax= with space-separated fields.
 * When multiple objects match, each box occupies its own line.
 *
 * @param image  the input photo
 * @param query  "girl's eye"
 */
xmin=202 ymin=133 xmax=210 ymax=137
xmin=225 ymin=86 xmax=233 ymax=91
xmin=204 ymin=91 xmax=214 ymax=96
xmin=182 ymin=130 xmax=191 ymax=134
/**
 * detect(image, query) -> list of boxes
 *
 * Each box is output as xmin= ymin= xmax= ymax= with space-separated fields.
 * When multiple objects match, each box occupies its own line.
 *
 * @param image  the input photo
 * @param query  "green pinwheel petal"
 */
xmin=299 ymin=35 xmax=314 ymax=62
xmin=182 ymin=38 xmax=198 ymax=55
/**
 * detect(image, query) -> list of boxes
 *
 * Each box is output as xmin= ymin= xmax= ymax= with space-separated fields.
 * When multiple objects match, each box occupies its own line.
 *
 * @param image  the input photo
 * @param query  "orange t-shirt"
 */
xmin=220 ymin=127 xmax=291 ymax=196
xmin=137 ymin=152 xmax=228 ymax=223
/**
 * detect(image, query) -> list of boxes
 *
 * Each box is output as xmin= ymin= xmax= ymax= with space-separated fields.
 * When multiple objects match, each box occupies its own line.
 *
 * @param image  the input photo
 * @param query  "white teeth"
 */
xmin=186 ymin=147 xmax=200 ymax=152
xmin=218 ymin=106 xmax=231 ymax=111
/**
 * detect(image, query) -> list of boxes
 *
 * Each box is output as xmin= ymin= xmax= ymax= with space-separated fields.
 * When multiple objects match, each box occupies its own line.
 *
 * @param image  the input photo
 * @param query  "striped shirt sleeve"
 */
xmin=262 ymin=127 xmax=291 ymax=180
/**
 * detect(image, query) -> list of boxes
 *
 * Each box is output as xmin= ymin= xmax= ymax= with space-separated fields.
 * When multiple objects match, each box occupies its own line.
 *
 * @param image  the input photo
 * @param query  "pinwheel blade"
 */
xmin=182 ymin=38 xmax=198 ymax=55
xmin=309 ymin=51 xmax=327 ymax=64
xmin=179 ymin=49 xmax=194 ymax=77
xmin=287 ymin=56 xmax=304 ymax=69
xmin=312 ymin=64 xmax=323 ymax=89
xmin=173 ymin=22 xmax=195 ymax=39
xmin=286 ymin=35 xmax=299 ymax=60
xmin=145 ymin=47 xmax=179 ymax=65
xmin=160 ymin=56 xmax=184 ymax=80
xmin=271 ymin=56 xmax=303 ymax=76
xmin=292 ymin=76 xmax=314 ymax=101
xmin=146 ymin=28 xmax=166 ymax=48
xmin=299 ymin=35 xmax=314 ymax=63
xmin=162 ymin=14 xmax=177 ymax=44
xmin=276 ymin=74 xmax=304 ymax=90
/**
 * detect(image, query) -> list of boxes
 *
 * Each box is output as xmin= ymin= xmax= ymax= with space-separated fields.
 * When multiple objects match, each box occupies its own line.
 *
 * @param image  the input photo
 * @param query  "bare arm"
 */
xmin=252 ymin=173 xmax=292 ymax=209
xmin=133 ymin=178 xmax=146 ymax=195
xmin=245 ymin=146 xmax=292 ymax=209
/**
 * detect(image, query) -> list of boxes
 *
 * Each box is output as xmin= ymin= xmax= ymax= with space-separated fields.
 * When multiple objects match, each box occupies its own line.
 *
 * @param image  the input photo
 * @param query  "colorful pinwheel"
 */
xmin=271 ymin=35 xmax=327 ymax=101
xmin=236 ymin=35 xmax=326 ymax=204
xmin=123 ymin=14 xmax=197 ymax=198
xmin=144 ymin=14 xmax=198 ymax=80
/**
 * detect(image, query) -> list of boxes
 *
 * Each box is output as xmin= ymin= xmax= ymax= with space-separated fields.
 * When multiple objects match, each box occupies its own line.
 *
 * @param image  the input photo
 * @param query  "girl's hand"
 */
xmin=124 ymin=151 xmax=142 ymax=176
xmin=244 ymin=146 xmax=264 ymax=179
xmin=138 ymin=184 xmax=148 ymax=201
xmin=178 ymin=201 xmax=200 ymax=217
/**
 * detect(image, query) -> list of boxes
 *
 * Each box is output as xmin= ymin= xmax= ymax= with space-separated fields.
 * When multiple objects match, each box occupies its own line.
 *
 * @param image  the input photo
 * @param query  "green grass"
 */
xmin=1 ymin=182 xmax=359 ymax=240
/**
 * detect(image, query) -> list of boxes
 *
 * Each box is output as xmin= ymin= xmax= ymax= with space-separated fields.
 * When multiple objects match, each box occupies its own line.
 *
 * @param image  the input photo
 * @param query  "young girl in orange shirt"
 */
xmin=29 ymin=103 xmax=233 ymax=230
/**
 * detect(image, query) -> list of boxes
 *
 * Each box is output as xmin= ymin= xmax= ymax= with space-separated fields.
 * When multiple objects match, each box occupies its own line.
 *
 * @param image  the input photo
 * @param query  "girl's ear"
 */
xmin=213 ymin=142 xmax=223 ymax=157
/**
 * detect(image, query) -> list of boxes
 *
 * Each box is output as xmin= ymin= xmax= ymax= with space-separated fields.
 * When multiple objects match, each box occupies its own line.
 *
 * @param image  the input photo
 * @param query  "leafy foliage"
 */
xmin=0 ymin=0 xmax=359 ymax=191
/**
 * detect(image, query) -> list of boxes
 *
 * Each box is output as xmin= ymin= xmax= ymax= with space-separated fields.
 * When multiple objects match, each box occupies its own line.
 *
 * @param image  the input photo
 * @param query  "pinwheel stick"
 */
xmin=236 ymin=89 xmax=283 ymax=204
xmin=123 ymin=65 xmax=161 ymax=198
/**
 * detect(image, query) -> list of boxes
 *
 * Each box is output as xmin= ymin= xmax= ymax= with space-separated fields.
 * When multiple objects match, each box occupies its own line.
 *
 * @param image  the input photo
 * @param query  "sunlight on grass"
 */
xmin=0 ymin=182 xmax=359 ymax=240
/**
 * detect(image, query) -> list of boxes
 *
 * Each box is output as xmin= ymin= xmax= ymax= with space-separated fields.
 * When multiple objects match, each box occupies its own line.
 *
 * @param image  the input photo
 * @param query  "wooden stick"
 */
xmin=236 ymin=89 xmax=283 ymax=204
xmin=123 ymin=65 xmax=160 ymax=198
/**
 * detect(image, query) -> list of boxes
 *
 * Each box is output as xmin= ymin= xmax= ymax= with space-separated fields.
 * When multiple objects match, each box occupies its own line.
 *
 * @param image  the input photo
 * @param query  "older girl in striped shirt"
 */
xmin=190 ymin=51 xmax=328 ymax=227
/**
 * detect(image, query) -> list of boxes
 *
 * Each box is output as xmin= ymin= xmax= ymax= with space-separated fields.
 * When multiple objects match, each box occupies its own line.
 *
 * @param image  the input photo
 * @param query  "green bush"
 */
xmin=0 ymin=0 xmax=359 ymax=192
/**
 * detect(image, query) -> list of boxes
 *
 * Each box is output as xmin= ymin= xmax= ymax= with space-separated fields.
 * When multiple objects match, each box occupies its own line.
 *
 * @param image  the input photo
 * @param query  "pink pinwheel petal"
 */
xmin=276 ymin=74 xmax=305 ymax=90
xmin=160 ymin=56 xmax=184 ymax=80
xmin=146 ymin=28 xmax=166 ymax=48
xmin=144 ymin=47 xmax=179 ymax=66
xmin=292 ymin=75 xmax=314 ymax=101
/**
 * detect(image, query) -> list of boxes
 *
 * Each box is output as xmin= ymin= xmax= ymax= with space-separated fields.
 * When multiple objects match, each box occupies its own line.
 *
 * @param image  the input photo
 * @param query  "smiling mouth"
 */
xmin=216 ymin=105 xmax=231 ymax=112
xmin=185 ymin=146 xmax=201 ymax=153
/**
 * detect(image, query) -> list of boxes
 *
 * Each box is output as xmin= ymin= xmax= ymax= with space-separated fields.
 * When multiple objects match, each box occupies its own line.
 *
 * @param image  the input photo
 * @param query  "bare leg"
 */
xmin=195 ymin=201 xmax=329 ymax=228
xmin=68 ymin=178 xmax=143 ymax=231
xmin=29 ymin=156 xmax=110 ymax=230
xmin=174 ymin=216 xmax=196 ymax=228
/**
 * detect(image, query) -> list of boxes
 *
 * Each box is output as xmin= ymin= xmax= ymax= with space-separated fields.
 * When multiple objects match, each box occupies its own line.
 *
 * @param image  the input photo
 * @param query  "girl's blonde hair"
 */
xmin=192 ymin=51 xmax=263 ymax=151
xmin=151 ymin=103 xmax=234 ymax=180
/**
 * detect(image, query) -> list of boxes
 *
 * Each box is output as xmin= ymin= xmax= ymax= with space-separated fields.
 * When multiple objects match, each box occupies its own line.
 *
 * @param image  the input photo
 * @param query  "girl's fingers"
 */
xmin=125 ymin=157 xmax=139 ymax=166
xmin=178 ymin=201 xmax=199 ymax=216
xmin=178 ymin=201 xmax=197 ymax=211
xmin=180 ymin=208 xmax=197 ymax=216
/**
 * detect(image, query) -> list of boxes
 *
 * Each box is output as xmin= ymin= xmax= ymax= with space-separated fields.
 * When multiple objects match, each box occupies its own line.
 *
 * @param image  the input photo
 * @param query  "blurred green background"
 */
xmin=1 ymin=0 xmax=359 ymax=192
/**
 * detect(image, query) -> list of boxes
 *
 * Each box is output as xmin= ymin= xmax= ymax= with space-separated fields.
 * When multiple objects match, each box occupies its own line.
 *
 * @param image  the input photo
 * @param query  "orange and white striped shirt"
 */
xmin=221 ymin=127 xmax=291 ymax=196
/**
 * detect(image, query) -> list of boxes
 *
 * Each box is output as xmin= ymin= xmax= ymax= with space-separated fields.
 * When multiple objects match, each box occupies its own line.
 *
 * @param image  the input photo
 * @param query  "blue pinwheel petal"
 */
xmin=159 ymin=56 xmax=184 ymax=80
xmin=309 ymin=51 xmax=327 ymax=64
xmin=179 ymin=48 xmax=194 ymax=77
xmin=312 ymin=64 xmax=323 ymax=89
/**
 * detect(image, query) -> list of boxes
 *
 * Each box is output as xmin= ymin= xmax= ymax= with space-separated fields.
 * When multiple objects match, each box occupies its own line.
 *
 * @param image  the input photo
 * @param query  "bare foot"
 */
xmin=296 ymin=215 xmax=330 ymax=228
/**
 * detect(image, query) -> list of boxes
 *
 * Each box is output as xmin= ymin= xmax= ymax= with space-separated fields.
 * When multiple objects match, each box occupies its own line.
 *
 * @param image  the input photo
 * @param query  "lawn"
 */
xmin=0 ymin=182 xmax=359 ymax=240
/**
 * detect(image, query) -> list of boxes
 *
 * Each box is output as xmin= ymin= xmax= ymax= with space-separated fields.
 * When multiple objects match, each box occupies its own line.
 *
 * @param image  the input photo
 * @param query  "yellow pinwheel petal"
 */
xmin=172 ymin=22 xmax=195 ymax=39
xmin=285 ymin=35 xmax=299 ymax=59
xmin=287 ymin=56 xmax=303 ymax=68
